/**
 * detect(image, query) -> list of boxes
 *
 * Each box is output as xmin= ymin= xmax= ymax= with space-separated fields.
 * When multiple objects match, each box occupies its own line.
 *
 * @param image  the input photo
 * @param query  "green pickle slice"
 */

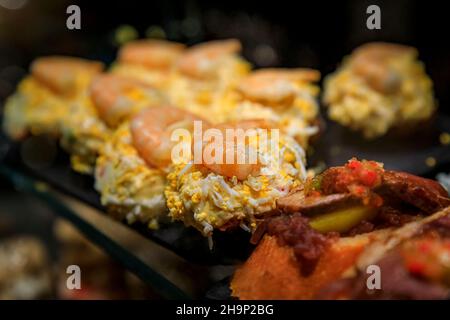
xmin=309 ymin=205 xmax=377 ymax=233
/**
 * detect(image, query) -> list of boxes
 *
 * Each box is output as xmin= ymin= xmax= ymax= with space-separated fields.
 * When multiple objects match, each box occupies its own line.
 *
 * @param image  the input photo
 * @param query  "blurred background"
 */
xmin=1 ymin=0 xmax=450 ymax=108
xmin=0 ymin=0 xmax=449 ymax=299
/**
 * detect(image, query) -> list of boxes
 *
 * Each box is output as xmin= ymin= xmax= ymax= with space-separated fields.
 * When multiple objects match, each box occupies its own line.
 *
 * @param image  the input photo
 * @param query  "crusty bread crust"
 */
xmin=231 ymin=206 xmax=450 ymax=300
xmin=231 ymin=233 xmax=373 ymax=299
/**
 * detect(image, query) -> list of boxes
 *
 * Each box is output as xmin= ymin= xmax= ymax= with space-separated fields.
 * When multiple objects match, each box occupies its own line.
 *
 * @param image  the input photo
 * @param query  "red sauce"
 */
xmin=267 ymin=213 xmax=337 ymax=276
xmin=335 ymin=158 xmax=383 ymax=190
xmin=401 ymin=235 xmax=450 ymax=281
xmin=315 ymin=158 xmax=385 ymax=207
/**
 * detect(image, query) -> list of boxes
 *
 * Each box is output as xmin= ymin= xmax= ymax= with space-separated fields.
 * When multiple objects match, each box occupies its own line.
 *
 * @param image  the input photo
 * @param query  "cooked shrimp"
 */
xmin=131 ymin=106 xmax=208 ymax=169
xmin=353 ymin=42 xmax=416 ymax=60
xmin=201 ymin=119 xmax=277 ymax=180
xmin=118 ymin=39 xmax=185 ymax=70
xmin=90 ymin=74 xmax=162 ymax=128
xmin=237 ymin=68 xmax=320 ymax=103
xmin=351 ymin=43 xmax=417 ymax=94
xmin=176 ymin=39 xmax=242 ymax=79
xmin=31 ymin=56 xmax=103 ymax=95
xmin=202 ymin=148 xmax=261 ymax=181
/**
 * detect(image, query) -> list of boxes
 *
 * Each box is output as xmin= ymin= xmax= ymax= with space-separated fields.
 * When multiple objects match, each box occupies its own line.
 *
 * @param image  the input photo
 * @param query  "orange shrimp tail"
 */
xmin=118 ymin=39 xmax=186 ymax=70
xmin=31 ymin=56 xmax=103 ymax=95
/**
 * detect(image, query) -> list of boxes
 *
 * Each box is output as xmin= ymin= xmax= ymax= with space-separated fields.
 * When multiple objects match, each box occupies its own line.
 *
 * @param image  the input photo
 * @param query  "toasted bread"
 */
xmin=231 ymin=232 xmax=379 ymax=299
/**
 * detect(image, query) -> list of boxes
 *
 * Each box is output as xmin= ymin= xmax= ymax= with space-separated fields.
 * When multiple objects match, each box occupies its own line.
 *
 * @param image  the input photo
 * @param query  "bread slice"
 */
xmin=231 ymin=206 xmax=450 ymax=300
xmin=231 ymin=232 xmax=378 ymax=299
